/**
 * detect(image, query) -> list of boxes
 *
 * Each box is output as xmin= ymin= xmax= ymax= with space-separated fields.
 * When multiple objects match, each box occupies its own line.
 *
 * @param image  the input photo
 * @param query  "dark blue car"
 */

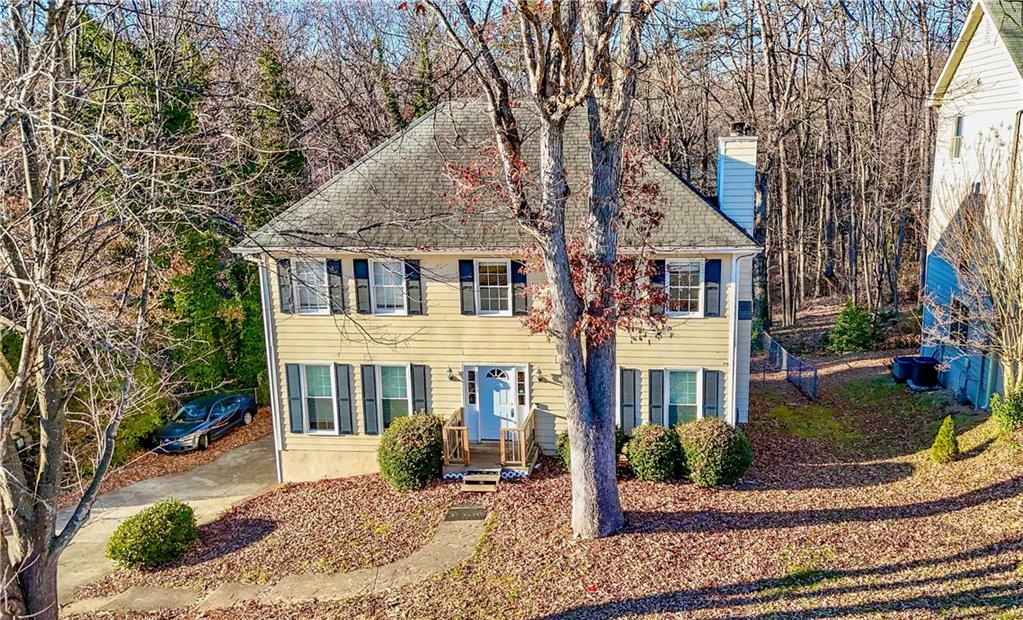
xmin=155 ymin=393 xmax=257 ymax=452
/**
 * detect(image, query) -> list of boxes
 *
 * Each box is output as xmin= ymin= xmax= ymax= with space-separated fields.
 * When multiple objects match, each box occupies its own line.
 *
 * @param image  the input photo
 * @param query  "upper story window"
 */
xmin=371 ymin=259 xmax=407 ymax=315
xmin=666 ymin=259 xmax=704 ymax=318
xmin=294 ymin=259 xmax=329 ymax=315
xmin=950 ymin=115 xmax=964 ymax=159
xmin=475 ymin=259 xmax=512 ymax=316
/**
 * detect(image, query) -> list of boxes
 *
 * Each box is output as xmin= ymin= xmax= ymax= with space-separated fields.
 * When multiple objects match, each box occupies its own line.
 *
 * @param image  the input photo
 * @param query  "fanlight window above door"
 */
xmin=486 ymin=368 xmax=509 ymax=380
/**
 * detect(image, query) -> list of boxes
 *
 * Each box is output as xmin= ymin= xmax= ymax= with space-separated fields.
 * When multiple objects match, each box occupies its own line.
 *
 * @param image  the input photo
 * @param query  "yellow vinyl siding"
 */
xmin=268 ymin=253 xmax=738 ymax=481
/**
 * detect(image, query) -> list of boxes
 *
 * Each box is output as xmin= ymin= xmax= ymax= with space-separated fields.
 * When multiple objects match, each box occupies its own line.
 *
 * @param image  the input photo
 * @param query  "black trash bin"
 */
xmin=892 ymin=356 xmax=915 ymax=383
xmin=910 ymin=356 xmax=939 ymax=388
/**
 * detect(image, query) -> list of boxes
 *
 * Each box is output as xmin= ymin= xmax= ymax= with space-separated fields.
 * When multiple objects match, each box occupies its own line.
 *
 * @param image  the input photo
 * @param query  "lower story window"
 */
xmin=379 ymin=365 xmax=410 ymax=428
xmin=667 ymin=370 xmax=699 ymax=426
xmin=303 ymin=364 xmax=336 ymax=432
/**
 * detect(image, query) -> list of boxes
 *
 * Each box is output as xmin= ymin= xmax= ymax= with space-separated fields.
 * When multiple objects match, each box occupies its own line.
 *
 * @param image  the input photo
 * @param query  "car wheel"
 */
xmin=198 ymin=434 xmax=209 ymax=451
xmin=243 ymin=411 xmax=253 ymax=426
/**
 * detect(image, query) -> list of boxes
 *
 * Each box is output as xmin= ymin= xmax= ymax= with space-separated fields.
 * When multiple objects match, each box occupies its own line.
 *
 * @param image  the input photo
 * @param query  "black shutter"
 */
xmin=459 ymin=259 xmax=476 ymax=315
xmin=705 ymin=259 xmax=722 ymax=317
xmin=405 ymin=260 xmax=424 ymax=315
xmin=704 ymin=370 xmax=722 ymax=419
xmin=511 ymin=260 xmax=528 ymax=315
xmin=327 ymin=259 xmax=345 ymax=314
xmin=277 ymin=259 xmax=294 ymax=315
xmin=354 ymin=259 xmax=372 ymax=314
xmin=285 ymin=363 xmax=303 ymax=433
xmin=411 ymin=364 xmax=429 ymax=412
xmin=650 ymin=260 xmax=666 ymax=316
xmin=648 ymin=369 xmax=664 ymax=426
xmin=361 ymin=365 xmax=379 ymax=435
xmin=619 ymin=368 xmax=639 ymax=434
xmin=335 ymin=363 xmax=354 ymax=434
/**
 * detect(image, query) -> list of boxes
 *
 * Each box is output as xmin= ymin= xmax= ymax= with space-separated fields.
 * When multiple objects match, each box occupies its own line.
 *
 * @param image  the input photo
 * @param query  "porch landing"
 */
xmin=442 ymin=441 xmax=537 ymax=477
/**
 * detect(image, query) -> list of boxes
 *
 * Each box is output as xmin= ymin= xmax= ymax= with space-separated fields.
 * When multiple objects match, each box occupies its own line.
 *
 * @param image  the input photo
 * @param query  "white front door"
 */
xmin=479 ymin=367 xmax=517 ymax=440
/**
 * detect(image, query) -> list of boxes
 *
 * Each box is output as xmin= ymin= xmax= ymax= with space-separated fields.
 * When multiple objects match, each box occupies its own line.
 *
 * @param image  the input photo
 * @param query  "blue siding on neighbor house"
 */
xmin=921 ymin=251 xmax=998 ymax=408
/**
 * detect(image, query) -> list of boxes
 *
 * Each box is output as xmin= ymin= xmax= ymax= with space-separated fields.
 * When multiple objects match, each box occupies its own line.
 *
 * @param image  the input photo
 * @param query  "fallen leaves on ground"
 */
xmin=71 ymin=361 xmax=1023 ymax=619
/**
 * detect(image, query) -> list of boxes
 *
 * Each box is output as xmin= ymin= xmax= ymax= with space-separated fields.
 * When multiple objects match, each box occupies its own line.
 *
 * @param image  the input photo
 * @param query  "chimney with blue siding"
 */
xmin=716 ymin=123 xmax=758 ymax=235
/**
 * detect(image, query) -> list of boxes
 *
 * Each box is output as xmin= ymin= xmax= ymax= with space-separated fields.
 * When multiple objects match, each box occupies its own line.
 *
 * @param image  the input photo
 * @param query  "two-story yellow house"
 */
xmin=234 ymin=99 xmax=760 ymax=483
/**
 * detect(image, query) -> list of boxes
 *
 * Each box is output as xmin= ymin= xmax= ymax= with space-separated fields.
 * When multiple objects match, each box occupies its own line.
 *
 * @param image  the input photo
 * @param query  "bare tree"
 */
xmin=425 ymin=0 xmax=658 ymax=538
xmin=923 ymin=162 xmax=1023 ymax=394
xmin=0 ymin=2 xmax=236 ymax=616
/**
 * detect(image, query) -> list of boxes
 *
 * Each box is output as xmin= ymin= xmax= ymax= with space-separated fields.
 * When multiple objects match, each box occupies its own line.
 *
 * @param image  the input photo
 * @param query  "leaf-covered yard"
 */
xmin=71 ymin=355 xmax=1023 ymax=619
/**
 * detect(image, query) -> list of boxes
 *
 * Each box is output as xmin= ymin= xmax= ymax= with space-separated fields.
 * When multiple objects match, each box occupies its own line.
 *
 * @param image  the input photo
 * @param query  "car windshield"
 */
xmin=173 ymin=404 xmax=207 ymax=423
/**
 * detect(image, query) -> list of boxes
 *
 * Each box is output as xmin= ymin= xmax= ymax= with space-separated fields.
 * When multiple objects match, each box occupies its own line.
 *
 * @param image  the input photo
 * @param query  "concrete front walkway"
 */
xmin=57 ymin=435 xmax=276 ymax=600
xmin=62 ymin=505 xmax=490 ymax=616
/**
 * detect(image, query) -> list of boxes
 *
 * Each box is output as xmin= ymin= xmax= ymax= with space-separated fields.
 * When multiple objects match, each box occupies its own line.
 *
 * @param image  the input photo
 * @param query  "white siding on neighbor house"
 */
xmin=923 ymin=3 xmax=1022 ymax=409
xmin=928 ymin=6 xmax=1023 ymax=252
xmin=734 ymin=255 xmax=754 ymax=423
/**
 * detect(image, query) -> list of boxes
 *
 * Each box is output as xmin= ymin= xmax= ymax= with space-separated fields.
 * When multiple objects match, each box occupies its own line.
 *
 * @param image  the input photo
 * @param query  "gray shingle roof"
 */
xmin=983 ymin=0 xmax=1023 ymax=75
xmin=236 ymin=99 xmax=756 ymax=254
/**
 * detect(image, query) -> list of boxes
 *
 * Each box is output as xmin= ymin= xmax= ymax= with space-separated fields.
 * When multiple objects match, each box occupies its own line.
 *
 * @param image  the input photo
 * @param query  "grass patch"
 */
xmin=765 ymin=402 xmax=861 ymax=446
xmin=772 ymin=545 xmax=839 ymax=593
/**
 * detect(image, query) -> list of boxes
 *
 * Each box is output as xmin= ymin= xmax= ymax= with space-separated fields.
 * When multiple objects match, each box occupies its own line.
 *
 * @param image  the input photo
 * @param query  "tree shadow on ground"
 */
xmin=154 ymin=517 xmax=276 ymax=570
xmin=535 ymin=536 xmax=1023 ymax=619
xmin=751 ymin=460 xmax=916 ymax=491
xmin=622 ymin=475 xmax=1023 ymax=535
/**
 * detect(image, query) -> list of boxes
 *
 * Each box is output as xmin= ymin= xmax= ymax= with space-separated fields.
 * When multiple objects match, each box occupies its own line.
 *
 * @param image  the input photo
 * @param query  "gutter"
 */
xmin=249 ymin=255 xmax=284 ymax=483
xmin=727 ymin=251 xmax=760 ymax=425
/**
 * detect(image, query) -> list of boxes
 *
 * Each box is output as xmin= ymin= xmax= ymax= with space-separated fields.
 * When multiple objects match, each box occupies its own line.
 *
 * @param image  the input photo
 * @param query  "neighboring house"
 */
xmin=233 ymin=99 xmax=760 ymax=483
xmin=922 ymin=0 xmax=1022 ymax=407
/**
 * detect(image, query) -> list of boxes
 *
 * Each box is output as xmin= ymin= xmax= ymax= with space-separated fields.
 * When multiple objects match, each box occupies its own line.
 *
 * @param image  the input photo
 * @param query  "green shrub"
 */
xmin=557 ymin=428 xmax=629 ymax=470
xmin=556 ymin=431 xmax=571 ymax=469
xmin=992 ymin=391 xmax=1023 ymax=435
xmin=827 ymin=302 xmax=880 ymax=353
xmin=676 ymin=419 xmax=753 ymax=487
xmin=377 ymin=412 xmax=443 ymax=491
xmin=930 ymin=415 xmax=959 ymax=464
xmin=625 ymin=424 xmax=682 ymax=482
xmin=105 ymin=498 xmax=198 ymax=568
xmin=114 ymin=361 xmax=172 ymax=466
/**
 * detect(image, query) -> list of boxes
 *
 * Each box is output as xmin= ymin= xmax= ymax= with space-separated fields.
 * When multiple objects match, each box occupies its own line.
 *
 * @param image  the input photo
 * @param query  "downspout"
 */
xmin=727 ymin=252 xmax=759 ymax=425
xmin=252 ymin=256 xmax=284 ymax=483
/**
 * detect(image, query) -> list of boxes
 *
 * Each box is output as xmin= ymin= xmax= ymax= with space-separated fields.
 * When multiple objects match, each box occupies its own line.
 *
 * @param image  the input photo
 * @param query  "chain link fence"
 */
xmin=762 ymin=332 xmax=819 ymax=400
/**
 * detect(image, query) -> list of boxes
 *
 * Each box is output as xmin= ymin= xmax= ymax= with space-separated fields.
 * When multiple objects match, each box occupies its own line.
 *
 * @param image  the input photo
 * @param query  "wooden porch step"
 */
xmin=461 ymin=469 xmax=501 ymax=493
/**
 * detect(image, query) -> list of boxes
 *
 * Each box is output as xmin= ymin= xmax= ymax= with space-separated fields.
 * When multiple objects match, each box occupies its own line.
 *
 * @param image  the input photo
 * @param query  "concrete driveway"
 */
xmin=56 ymin=435 xmax=276 ymax=600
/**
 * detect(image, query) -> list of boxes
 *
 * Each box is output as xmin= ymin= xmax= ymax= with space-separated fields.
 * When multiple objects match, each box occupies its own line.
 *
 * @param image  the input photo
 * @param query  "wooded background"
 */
xmin=196 ymin=0 xmax=970 ymax=329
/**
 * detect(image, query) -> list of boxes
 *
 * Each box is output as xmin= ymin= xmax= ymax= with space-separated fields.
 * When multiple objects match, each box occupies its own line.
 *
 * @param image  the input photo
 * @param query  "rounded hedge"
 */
xmin=626 ymin=424 xmax=682 ymax=482
xmin=105 ymin=498 xmax=198 ymax=568
xmin=930 ymin=415 xmax=959 ymax=464
xmin=377 ymin=413 xmax=444 ymax=491
xmin=556 ymin=428 xmax=629 ymax=471
xmin=676 ymin=419 xmax=753 ymax=487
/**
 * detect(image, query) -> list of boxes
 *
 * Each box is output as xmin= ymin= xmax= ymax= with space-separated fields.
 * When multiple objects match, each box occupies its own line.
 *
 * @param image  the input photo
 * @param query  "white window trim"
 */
xmin=375 ymin=363 xmax=413 ymax=430
xmin=369 ymin=259 xmax=408 ymax=316
xmin=474 ymin=258 xmax=514 ymax=317
xmin=950 ymin=114 xmax=964 ymax=160
xmin=299 ymin=362 xmax=339 ymax=435
xmin=663 ymin=367 xmax=705 ymax=425
xmin=293 ymin=259 xmax=330 ymax=316
xmin=665 ymin=258 xmax=706 ymax=319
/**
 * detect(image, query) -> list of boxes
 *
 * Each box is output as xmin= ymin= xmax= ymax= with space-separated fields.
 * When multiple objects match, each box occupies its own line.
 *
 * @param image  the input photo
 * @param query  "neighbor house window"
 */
xmin=476 ymin=260 xmax=512 ymax=315
xmin=950 ymin=298 xmax=969 ymax=346
xmin=294 ymin=259 xmax=329 ymax=315
xmin=950 ymin=115 xmax=964 ymax=159
xmin=378 ymin=365 xmax=411 ymax=427
xmin=666 ymin=260 xmax=704 ymax=317
xmin=371 ymin=259 xmax=407 ymax=315
xmin=302 ymin=364 xmax=336 ymax=433
xmin=666 ymin=369 xmax=700 ymax=426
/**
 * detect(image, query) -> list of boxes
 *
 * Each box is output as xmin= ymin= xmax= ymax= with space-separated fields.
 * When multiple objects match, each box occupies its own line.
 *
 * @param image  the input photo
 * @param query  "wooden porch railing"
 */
xmin=443 ymin=407 xmax=470 ymax=465
xmin=499 ymin=408 xmax=537 ymax=467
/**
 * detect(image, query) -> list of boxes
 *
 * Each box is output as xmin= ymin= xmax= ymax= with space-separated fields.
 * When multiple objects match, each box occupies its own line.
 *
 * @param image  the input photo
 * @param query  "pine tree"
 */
xmin=930 ymin=415 xmax=959 ymax=464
